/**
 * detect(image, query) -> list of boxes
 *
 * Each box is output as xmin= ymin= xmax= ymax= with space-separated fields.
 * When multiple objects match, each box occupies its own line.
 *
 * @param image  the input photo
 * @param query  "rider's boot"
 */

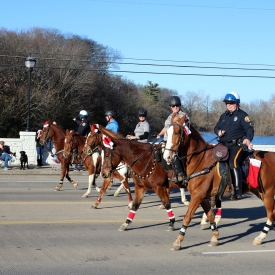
xmin=232 ymin=167 xmax=242 ymax=200
xmin=171 ymin=156 xmax=185 ymax=186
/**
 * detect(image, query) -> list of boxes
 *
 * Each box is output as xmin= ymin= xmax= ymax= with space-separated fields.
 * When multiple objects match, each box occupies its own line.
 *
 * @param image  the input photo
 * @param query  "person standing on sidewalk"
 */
xmin=35 ymin=130 xmax=44 ymax=167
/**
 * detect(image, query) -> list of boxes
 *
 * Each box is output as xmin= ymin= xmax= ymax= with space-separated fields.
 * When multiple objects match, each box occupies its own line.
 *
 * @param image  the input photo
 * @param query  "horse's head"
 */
xmin=63 ymin=130 xmax=76 ymax=158
xmin=40 ymin=121 xmax=54 ymax=145
xmin=83 ymin=124 xmax=102 ymax=156
xmin=163 ymin=113 xmax=189 ymax=164
xmin=101 ymin=137 xmax=122 ymax=178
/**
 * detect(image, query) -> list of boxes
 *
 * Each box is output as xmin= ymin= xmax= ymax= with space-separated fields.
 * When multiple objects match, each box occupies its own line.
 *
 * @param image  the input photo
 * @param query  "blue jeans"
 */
xmin=36 ymin=146 xmax=44 ymax=162
xmin=0 ymin=153 xmax=12 ymax=168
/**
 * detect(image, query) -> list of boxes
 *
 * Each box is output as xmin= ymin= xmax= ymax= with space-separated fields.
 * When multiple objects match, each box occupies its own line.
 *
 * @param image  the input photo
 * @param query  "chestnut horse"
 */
xmin=63 ymin=130 xmax=102 ymax=198
xmin=83 ymin=124 xmax=190 ymax=208
xmin=81 ymin=126 xmax=133 ymax=209
xmin=39 ymin=122 xmax=78 ymax=191
xmin=163 ymin=112 xmax=275 ymax=250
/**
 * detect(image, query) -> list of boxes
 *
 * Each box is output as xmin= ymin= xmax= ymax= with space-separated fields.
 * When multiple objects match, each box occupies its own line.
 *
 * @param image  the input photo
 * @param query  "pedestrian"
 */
xmin=126 ymin=109 xmax=150 ymax=142
xmin=214 ymin=91 xmax=254 ymax=199
xmin=105 ymin=110 xmax=119 ymax=133
xmin=0 ymin=141 xmax=15 ymax=170
xmin=35 ymin=129 xmax=44 ymax=167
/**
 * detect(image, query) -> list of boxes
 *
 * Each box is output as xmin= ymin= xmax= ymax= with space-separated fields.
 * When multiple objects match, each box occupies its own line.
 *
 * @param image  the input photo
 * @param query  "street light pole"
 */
xmin=25 ymin=56 xmax=36 ymax=131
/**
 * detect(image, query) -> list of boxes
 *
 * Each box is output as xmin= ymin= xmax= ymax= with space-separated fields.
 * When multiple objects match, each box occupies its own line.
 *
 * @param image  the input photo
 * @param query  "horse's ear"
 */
xmin=66 ymin=129 xmax=70 ymax=134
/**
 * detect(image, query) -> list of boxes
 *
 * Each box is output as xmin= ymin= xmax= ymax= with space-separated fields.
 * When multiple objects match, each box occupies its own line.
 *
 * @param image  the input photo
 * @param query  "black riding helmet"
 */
xmin=169 ymin=96 xmax=181 ymax=107
xmin=105 ymin=110 xmax=115 ymax=117
xmin=138 ymin=108 xmax=147 ymax=117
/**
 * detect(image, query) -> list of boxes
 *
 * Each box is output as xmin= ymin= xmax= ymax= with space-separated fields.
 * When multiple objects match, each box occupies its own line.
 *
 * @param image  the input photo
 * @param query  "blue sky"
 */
xmin=1 ymin=0 xmax=275 ymax=103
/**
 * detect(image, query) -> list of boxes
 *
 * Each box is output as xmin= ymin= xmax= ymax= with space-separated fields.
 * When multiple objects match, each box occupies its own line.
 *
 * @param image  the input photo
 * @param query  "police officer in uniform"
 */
xmin=73 ymin=110 xmax=90 ymax=136
xmin=214 ymin=92 xmax=254 ymax=199
xmin=126 ymin=109 xmax=150 ymax=142
xmin=73 ymin=110 xmax=90 ymax=170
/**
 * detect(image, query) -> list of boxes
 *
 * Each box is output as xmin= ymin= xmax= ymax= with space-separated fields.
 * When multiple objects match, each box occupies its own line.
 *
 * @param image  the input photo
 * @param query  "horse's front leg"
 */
xmin=65 ymin=161 xmax=78 ymax=189
xmin=112 ymin=170 xmax=133 ymax=209
xmin=154 ymin=185 xmax=176 ymax=231
xmin=92 ymin=178 xmax=112 ymax=209
xmin=118 ymin=185 xmax=145 ymax=231
xmin=180 ymin=188 xmax=190 ymax=206
xmin=172 ymin=195 xmax=211 ymax=251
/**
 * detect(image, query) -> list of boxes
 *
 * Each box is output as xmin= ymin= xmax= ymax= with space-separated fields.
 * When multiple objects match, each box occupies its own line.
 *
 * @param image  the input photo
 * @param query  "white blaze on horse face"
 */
xmin=163 ymin=126 xmax=174 ymax=163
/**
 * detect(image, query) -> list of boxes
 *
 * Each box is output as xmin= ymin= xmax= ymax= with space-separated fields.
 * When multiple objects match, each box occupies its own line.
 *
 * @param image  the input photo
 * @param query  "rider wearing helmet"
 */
xmin=105 ymin=110 xmax=119 ymax=133
xmin=126 ymin=108 xmax=150 ymax=143
xmin=157 ymin=96 xmax=188 ymax=185
xmin=214 ymin=92 xmax=254 ymax=199
xmin=73 ymin=110 xmax=90 ymax=136
xmin=157 ymin=96 xmax=186 ymax=141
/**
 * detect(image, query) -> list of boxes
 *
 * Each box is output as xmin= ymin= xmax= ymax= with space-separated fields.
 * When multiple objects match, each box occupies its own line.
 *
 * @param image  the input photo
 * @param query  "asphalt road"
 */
xmin=0 ymin=170 xmax=274 ymax=275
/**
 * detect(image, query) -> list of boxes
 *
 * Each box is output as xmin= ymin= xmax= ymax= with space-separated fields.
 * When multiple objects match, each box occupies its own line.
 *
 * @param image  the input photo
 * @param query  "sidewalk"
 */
xmin=0 ymin=164 xmax=88 ymax=175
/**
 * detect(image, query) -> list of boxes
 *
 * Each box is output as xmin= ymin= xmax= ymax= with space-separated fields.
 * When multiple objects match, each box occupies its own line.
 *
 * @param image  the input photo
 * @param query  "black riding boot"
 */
xmin=232 ymin=167 xmax=242 ymax=199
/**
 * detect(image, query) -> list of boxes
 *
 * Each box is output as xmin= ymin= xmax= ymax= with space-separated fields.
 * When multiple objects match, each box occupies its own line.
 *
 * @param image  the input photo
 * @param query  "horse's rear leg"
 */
xmin=114 ymin=183 xmax=124 ymax=197
xmin=118 ymin=186 xmax=145 ymax=231
xmin=253 ymin=197 xmax=274 ymax=245
xmin=82 ymin=173 xmax=96 ymax=198
xmin=64 ymin=163 xmax=78 ymax=189
xmin=200 ymin=198 xmax=222 ymax=230
xmin=180 ymin=188 xmax=190 ymax=206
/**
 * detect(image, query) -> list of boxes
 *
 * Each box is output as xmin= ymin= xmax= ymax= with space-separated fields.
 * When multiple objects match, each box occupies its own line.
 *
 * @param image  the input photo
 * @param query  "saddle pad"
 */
xmin=247 ymin=158 xmax=261 ymax=188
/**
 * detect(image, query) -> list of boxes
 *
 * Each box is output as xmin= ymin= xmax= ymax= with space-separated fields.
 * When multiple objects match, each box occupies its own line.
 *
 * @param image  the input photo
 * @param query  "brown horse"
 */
xmin=63 ymin=130 xmax=102 ymax=198
xmin=88 ymin=125 xmax=185 ymax=232
xmin=79 ymin=127 xmax=133 ymax=209
xmin=39 ymin=122 xmax=78 ymax=191
xmin=163 ymin=112 xmax=275 ymax=250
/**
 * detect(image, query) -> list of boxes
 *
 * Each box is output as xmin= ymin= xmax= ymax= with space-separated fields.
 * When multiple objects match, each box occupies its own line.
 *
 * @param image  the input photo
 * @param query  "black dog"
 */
xmin=20 ymin=151 xmax=29 ymax=170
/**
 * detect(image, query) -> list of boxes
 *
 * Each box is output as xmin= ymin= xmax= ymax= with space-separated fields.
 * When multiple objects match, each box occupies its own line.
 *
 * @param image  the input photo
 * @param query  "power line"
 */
xmin=2 ymin=55 xmax=275 ymax=73
xmin=1 ymin=64 xmax=275 ymax=79
xmin=2 ymin=52 xmax=275 ymax=68
xmin=87 ymin=0 xmax=275 ymax=11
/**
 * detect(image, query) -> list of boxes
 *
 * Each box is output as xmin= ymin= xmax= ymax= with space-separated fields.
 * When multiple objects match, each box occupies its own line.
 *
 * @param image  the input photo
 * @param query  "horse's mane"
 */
xmin=172 ymin=113 xmax=206 ymax=143
xmin=99 ymin=125 xmax=124 ymax=139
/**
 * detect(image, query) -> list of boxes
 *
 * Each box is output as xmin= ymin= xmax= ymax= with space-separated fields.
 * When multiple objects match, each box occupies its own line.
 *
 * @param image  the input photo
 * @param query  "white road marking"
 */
xmin=202 ymin=250 xmax=275 ymax=255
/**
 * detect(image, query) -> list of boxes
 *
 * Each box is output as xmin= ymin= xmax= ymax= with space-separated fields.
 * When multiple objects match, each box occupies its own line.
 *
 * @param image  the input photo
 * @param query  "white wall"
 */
xmin=1 ymin=131 xmax=51 ymax=165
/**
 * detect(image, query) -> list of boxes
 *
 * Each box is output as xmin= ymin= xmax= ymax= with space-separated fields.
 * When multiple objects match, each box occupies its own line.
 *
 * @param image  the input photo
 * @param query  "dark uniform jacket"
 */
xmin=214 ymin=108 xmax=254 ymax=143
xmin=74 ymin=118 xmax=90 ymax=136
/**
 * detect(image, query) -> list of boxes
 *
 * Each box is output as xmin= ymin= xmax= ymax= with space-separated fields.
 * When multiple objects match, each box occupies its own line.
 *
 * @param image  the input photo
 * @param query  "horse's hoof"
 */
xmin=158 ymin=204 xmax=165 ymax=209
xmin=82 ymin=194 xmax=88 ymax=198
xmin=253 ymin=238 xmax=262 ymax=245
xmin=91 ymin=205 xmax=98 ymax=209
xmin=73 ymin=183 xmax=78 ymax=189
xmin=114 ymin=192 xmax=119 ymax=197
xmin=95 ymin=187 xmax=101 ymax=193
xmin=166 ymin=226 xmax=174 ymax=232
xmin=55 ymin=187 xmax=61 ymax=191
xmin=118 ymin=223 xmax=128 ymax=231
xmin=171 ymin=241 xmax=181 ymax=251
xmin=200 ymin=224 xmax=209 ymax=230
xmin=183 ymin=200 xmax=190 ymax=206
xmin=208 ymin=241 xmax=218 ymax=246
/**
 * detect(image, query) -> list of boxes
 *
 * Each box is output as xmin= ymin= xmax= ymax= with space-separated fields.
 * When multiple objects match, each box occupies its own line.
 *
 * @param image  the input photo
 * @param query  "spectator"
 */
xmin=0 ymin=141 xmax=15 ymax=170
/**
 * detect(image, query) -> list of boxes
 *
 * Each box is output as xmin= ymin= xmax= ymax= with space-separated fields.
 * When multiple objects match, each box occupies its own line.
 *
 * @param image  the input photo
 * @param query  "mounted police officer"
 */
xmin=126 ymin=109 xmax=150 ymax=142
xmin=105 ymin=110 xmax=119 ymax=133
xmin=214 ymin=92 xmax=254 ymax=199
xmin=73 ymin=110 xmax=90 ymax=137
xmin=73 ymin=110 xmax=90 ymax=171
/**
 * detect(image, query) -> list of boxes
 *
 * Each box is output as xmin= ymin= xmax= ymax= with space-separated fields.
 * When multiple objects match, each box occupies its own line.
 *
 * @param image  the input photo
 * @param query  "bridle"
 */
xmin=84 ymin=132 xmax=100 ymax=156
xmin=103 ymin=140 xmax=158 ymax=179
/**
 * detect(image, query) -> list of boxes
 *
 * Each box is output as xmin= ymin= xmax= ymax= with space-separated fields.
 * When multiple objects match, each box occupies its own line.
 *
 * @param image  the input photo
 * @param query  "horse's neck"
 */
xmin=52 ymin=129 xmax=65 ymax=151
xmin=114 ymin=140 xmax=151 ymax=167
